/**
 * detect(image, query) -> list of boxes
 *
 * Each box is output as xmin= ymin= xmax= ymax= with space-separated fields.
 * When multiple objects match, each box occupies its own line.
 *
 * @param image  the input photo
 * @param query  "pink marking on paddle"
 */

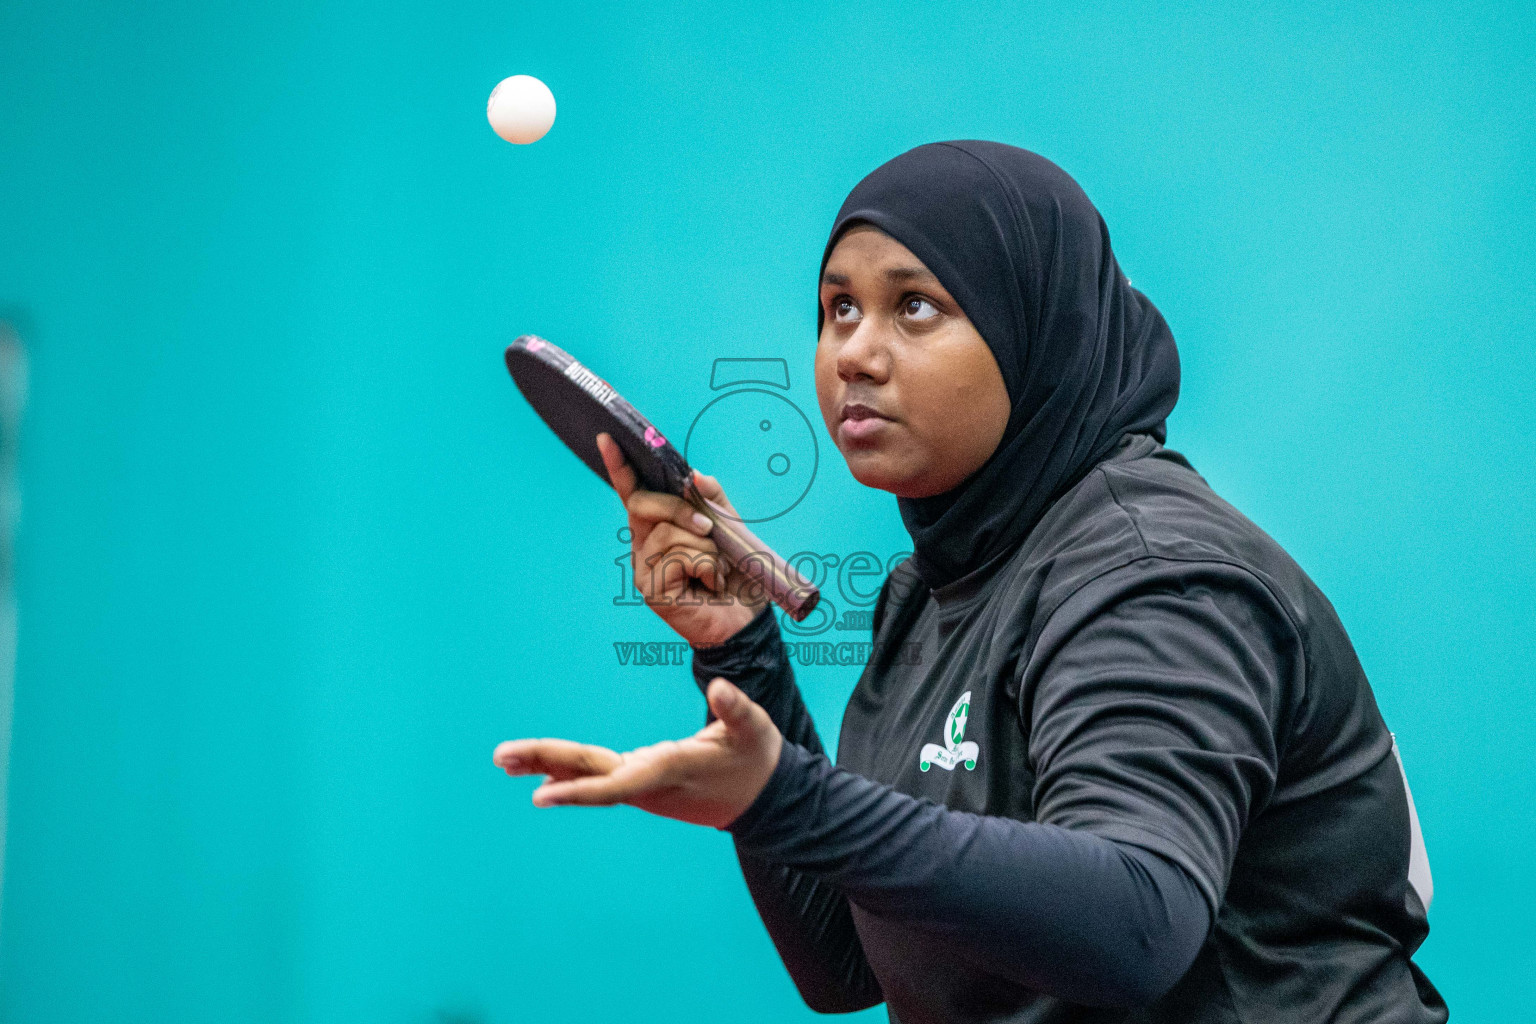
xmin=526 ymin=339 xmax=546 ymax=353
xmin=644 ymin=426 xmax=666 ymax=448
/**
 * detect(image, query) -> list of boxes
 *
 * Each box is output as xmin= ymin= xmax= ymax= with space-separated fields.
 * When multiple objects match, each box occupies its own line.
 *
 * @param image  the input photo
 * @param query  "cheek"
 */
xmin=812 ymin=339 xmax=841 ymax=423
xmin=907 ymin=336 xmax=1009 ymax=458
xmin=955 ymin=366 xmax=1011 ymax=462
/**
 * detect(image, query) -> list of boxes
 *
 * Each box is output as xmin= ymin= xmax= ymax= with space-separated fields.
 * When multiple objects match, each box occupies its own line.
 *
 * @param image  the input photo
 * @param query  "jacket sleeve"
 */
xmin=718 ymin=567 xmax=1289 ymax=1009
xmin=691 ymin=604 xmax=884 ymax=1013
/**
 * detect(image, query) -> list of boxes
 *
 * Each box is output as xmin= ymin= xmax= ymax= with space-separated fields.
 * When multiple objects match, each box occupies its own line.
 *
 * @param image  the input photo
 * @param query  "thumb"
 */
xmin=692 ymin=469 xmax=727 ymax=503
xmin=706 ymin=677 xmax=759 ymax=732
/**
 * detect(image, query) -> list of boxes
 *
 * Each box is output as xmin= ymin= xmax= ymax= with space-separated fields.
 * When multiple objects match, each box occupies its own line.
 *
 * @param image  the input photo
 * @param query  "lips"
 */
xmin=839 ymin=402 xmax=892 ymax=442
xmin=841 ymin=403 xmax=887 ymax=423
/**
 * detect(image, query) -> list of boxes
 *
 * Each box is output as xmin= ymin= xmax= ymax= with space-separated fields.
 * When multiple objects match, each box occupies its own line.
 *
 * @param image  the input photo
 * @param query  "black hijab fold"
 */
xmin=819 ymin=141 xmax=1181 ymax=590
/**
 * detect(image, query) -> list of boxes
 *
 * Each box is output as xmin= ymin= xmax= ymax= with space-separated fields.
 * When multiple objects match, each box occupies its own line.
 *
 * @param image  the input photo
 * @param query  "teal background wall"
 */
xmin=1 ymin=1 xmax=1531 ymax=1020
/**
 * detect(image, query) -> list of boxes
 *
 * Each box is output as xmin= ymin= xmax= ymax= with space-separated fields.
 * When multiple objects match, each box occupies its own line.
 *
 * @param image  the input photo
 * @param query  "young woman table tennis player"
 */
xmin=494 ymin=142 xmax=1446 ymax=1022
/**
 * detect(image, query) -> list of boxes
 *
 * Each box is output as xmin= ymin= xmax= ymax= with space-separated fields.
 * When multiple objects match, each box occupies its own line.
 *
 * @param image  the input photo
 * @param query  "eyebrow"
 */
xmin=820 ymin=266 xmax=938 ymax=287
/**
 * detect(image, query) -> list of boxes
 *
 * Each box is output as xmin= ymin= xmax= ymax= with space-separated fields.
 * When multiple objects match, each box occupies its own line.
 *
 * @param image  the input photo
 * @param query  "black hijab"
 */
xmin=818 ymin=141 xmax=1181 ymax=590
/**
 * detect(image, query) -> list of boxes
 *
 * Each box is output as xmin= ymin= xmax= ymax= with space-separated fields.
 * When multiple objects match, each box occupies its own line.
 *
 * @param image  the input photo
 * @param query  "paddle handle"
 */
xmin=685 ymin=486 xmax=821 ymax=622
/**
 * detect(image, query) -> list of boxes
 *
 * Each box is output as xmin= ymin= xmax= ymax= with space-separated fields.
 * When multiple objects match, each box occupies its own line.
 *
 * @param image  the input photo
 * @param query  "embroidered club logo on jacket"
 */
xmin=919 ymin=690 xmax=980 ymax=772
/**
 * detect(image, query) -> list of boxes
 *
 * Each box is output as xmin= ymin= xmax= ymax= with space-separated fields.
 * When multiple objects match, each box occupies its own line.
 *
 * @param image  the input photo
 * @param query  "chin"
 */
xmin=844 ymin=452 xmax=925 ymax=497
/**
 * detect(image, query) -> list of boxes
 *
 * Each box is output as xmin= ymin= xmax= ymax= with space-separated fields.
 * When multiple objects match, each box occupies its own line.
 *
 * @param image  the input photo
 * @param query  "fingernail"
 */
xmin=691 ymin=512 xmax=713 ymax=534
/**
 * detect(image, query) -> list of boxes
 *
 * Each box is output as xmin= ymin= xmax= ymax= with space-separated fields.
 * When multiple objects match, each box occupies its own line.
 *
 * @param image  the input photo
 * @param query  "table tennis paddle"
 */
xmin=505 ymin=335 xmax=820 ymax=622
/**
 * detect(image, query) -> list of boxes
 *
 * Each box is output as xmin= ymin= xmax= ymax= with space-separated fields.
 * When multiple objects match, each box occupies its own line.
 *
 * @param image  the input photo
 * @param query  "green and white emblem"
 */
xmin=919 ymin=690 xmax=979 ymax=772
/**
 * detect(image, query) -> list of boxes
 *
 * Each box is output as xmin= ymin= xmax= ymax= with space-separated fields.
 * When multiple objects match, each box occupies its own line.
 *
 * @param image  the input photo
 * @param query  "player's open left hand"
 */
xmin=492 ymin=677 xmax=782 ymax=830
xmin=596 ymin=432 xmax=767 ymax=648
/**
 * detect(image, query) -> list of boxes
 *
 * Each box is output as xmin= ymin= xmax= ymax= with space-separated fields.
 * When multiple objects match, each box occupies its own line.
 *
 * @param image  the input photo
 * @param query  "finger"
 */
xmin=596 ymin=433 xmax=638 ymax=503
xmin=627 ymin=490 xmax=714 ymax=537
xmin=599 ymin=433 xmax=657 ymax=549
xmin=493 ymin=738 xmax=623 ymax=778
xmin=494 ymin=738 xmax=605 ymax=776
xmin=640 ymin=529 xmax=723 ymax=598
xmin=701 ymin=549 xmax=728 ymax=595
xmin=533 ymin=747 xmax=672 ymax=807
xmin=706 ymin=677 xmax=764 ymax=734
xmin=692 ymin=469 xmax=742 ymax=520
xmin=638 ymin=522 xmax=717 ymax=567
xmin=692 ymin=468 xmax=725 ymax=501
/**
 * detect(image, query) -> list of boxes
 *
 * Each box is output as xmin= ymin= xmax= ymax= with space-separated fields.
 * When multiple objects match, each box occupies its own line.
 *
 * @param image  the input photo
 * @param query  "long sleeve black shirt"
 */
xmin=692 ymin=436 xmax=1445 ymax=1024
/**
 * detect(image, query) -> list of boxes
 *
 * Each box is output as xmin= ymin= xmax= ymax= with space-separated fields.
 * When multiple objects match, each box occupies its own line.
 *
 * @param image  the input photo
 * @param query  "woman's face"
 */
xmin=815 ymin=225 xmax=1012 ymax=498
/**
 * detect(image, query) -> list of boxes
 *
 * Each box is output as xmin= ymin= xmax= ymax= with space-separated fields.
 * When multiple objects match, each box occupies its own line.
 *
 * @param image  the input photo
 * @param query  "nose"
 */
xmin=836 ymin=319 xmax=891 ymax=385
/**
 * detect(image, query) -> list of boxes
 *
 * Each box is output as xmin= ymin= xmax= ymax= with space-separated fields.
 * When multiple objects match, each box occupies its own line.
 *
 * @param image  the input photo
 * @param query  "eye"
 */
xmin=829 ymin=295 xmax=862 ymax=324
xmin=901 ymin=295 xmax=939 ymax=321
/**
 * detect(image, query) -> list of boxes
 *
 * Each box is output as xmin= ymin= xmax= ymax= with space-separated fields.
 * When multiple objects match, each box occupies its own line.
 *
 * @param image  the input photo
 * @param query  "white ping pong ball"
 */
xmin=487 ymin=75 xmax=556 ymax=145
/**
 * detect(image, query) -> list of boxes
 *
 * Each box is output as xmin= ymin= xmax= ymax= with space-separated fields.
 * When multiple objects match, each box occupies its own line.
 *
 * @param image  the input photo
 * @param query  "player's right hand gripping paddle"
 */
xmin=504 ymin=335 xmax=821 ymax=622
